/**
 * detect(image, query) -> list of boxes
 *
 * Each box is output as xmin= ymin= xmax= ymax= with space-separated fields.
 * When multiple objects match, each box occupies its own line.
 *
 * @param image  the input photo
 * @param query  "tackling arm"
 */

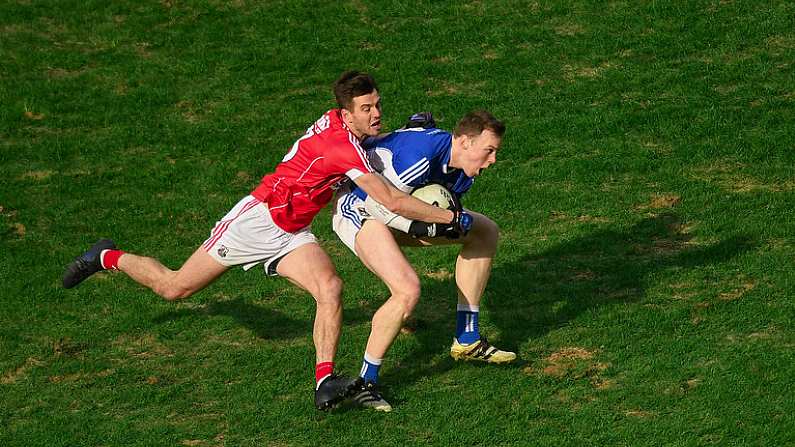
xmin=353 ymin=173 xmax=454 ymax=224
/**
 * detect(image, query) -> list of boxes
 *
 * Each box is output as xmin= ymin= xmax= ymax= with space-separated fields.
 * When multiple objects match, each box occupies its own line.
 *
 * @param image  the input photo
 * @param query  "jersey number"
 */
xmin=282 ymin=115 xmax=330 ymax=162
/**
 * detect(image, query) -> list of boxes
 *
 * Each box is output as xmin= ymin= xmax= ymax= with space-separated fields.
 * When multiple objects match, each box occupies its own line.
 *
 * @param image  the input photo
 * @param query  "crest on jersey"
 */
xmin=217 ymin=245 xmax=229 ymax=258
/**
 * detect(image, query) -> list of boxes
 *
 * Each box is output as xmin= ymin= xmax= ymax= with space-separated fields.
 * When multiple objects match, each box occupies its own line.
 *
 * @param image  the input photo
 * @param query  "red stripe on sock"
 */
xmin=101 ymin=250 xmax=125 ymax=270
xmin=315 ymin=361 xmax=334 ymax=385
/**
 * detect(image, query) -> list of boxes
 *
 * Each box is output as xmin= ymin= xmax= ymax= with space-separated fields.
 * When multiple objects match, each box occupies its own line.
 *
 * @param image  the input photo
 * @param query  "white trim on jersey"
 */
xmin=345 ymin=168 xmax=365 ymax=180
xmin=393 ymin=127 xmax=427 ymax=133
xmin=295 ymin=156 xmax=324 ymax=183
xmin=347 ymin=133 xmax=373 ymax=172
xmin=398 ymin=157 xmax=429 ymax=182
xmin=399 ymin=159 xmax=430 ymax=186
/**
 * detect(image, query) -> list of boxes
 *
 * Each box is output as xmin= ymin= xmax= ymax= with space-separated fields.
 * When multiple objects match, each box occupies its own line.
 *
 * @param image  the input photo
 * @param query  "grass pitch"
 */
xmin=1 ymin=1 xmax=794 ymax=445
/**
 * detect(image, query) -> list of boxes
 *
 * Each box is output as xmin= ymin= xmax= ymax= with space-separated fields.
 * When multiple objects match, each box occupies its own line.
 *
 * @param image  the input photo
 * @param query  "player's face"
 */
xmin=461 ymin=129 xmax=501 ymax=177
xmin=343 ymin=91 xmax=382 ymax=139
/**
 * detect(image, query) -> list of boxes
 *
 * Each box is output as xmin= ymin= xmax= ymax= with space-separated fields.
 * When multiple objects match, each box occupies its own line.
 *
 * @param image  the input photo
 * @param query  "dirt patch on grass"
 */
xmin=20 ymin=170 xmax=53 ymax=180
xmin=554 ymin=23 xmax=585 ymax=37
xmin=427 ymin=80 xmax=486 ymax=97
xmin=625 ymin=410 xmax=655 ymax=418
xmin=49 ymin=369 xmax=115 ymax=384
xmin=635 ymin=194 xmax=681 ymax=210
xmin=359 ymin=41 xmax=383 ymax=51
xmin=1 ymin=357 xmax=45 ymax=384
xmin=113 ymin=333 xmax=173 ymax=358
xmin=571 ymin=270 xmax=596 ymax=281
xmin=690 ymin=162 xmax=794 ymax=193
xmin=562 ymin=61 xmax=617 ymax=80
xmin=719 ymin=280 xmax=755 ymax=301
xmin=9 ymin=222 xmax=26 ymax=237
xmin=53 ymin=337 xmax=87 ymax=357
xmin=234 ymin=171 xmax=253 ymax=186
xmin=24 ymin=110 xmax=45 ymax=120
xmin=425 ymin=269 xmax=453 ymax=280
xmin=592 ymin=377 xmax=615 ymax=390
xmin=549 ymin=211 xmax=609 ymax=224
xmin=483 ymin=49 xmax=499 ymax=60
xmin=539 ymin=347 xmax=609 ymax=379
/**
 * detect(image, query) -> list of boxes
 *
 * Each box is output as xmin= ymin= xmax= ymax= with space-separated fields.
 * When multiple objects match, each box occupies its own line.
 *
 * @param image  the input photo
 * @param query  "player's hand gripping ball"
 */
xmin=410 ymin=184 xmax=471 ymax=239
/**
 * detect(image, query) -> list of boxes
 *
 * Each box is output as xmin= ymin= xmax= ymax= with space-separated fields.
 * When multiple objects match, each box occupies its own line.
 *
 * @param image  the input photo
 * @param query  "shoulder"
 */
xmin=376 ymin=128 xmax=451 ymax=155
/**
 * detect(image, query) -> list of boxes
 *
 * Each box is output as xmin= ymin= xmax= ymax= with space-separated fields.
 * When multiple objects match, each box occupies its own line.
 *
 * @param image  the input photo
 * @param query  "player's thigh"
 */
xmin=172 ymin=247 xmax=229 ymax=294
xmin=275 ymin=242 xmax=340 ymax=299
xmin=355 ymin=220 xmax=419 ymax=295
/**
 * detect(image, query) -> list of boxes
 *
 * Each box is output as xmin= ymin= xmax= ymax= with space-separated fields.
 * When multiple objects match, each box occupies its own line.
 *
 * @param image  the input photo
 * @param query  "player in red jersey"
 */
xmin=62 ymin=71 xmax=465 ymax=410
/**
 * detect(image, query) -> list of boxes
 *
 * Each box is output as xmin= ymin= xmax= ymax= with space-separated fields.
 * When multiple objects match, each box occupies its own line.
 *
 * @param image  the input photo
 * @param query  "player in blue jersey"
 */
xmin=331 ymin=110 xmax=515 ymax=411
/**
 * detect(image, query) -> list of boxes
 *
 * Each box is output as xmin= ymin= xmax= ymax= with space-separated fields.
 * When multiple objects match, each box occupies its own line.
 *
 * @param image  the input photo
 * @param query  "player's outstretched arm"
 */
xmin=353 ymin=173 xmax=453 ymax=224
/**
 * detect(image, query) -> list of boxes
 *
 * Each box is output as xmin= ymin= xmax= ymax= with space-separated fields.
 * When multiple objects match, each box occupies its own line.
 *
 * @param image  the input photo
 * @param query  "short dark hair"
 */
xmin=333 ymin=71 xmax=379 ymax=111
xmin=453 ymin=110 xmax=505 ymax=138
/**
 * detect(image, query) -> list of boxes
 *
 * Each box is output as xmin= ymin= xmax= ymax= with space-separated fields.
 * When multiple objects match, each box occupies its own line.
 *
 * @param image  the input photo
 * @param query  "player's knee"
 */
xmin=469 ymin=216 xmax=500 ymax=249
xmin=157 ymin=282 xmax=195 ymax=301
xmin=393 ymin=279 xmax=420 ymax=317
xmin=314 ymin=275 xmax=343 ymax=308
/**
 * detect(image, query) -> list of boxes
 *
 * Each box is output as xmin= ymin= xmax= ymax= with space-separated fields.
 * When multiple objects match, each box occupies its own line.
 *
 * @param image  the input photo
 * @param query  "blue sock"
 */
xmin=359 ymin=353 xmax=382 ymax=384
xmin=455 ymin=304 xmax=480 ymax=344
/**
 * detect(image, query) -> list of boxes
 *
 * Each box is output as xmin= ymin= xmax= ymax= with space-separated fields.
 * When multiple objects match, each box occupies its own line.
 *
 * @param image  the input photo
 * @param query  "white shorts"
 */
xmin=331 ymin=191 xmax=370 ymax=255
xmin=202 ymin=195 xmax=317 ymax=275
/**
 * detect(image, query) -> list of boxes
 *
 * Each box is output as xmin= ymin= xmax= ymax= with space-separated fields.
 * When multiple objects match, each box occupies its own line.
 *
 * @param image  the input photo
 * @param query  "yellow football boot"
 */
xmin=450 ymin=337 xmax=516 ymax=364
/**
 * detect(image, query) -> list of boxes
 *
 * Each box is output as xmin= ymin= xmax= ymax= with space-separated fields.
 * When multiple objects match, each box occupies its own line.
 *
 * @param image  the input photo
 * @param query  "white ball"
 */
xmin=411 ymin=183 xmax=457 ymax=210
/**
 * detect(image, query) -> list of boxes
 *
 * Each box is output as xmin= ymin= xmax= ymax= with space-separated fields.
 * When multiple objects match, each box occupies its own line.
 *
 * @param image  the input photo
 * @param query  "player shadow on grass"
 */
xmin=381 ymin=212 xmax=757 ymax=388
xmin=152 ymin=296 xmax=373 ymax=341
xmin=152 ymin=299 xmax=309 ymax=341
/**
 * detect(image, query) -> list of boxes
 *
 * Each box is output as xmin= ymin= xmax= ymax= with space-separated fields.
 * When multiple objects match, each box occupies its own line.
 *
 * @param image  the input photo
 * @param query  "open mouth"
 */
xmin=370 ymin=120 xmax=381 ymax=130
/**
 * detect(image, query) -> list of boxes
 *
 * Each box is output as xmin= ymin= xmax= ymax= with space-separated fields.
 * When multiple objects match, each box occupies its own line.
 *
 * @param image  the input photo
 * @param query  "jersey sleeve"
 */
xmin=325 ymin=134 xmax=374 ymax=181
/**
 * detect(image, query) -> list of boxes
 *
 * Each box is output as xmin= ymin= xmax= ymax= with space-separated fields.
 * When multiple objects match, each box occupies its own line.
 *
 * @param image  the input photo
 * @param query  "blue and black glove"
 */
xmin=446 ymin=210 xmax=473 ymax=239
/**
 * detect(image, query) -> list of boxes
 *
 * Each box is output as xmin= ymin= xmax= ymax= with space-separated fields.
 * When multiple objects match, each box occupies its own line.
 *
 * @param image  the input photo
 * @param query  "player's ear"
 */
xmin=341 ymin=108 xmax=358 ymax=128
xmin=463 ymin=134 xmax=473 ymax=149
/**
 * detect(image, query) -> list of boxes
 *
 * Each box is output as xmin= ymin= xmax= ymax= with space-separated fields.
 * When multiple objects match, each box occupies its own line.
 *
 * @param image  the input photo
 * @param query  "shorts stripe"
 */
xmin=202 ymin=198 xmax=260 ymax=251
xmin=341 ymin=194 xmax=363 ymax=230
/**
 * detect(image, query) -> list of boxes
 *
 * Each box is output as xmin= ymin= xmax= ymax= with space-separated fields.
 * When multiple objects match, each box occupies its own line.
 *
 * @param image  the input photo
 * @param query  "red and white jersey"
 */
xmin=251 ymin=109 xmax=373 ymax=232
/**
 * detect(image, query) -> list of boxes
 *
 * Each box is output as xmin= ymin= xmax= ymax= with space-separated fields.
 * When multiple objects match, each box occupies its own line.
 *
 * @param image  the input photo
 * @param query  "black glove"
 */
xmin=409 ymin=221 xmax=446 ymax=238
xmin=407 ymin=210 xmax=472 ymax=240
xmin=402 ymin=112 xmax=437 ymax=129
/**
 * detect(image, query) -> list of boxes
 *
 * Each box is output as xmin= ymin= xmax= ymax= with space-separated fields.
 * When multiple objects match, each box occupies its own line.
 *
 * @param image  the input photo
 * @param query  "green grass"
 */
xmin=2 ymin=0 xmax=794 ymax=445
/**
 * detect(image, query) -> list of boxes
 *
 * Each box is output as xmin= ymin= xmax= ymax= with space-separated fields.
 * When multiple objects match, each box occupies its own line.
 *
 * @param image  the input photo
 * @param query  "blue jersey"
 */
xmin=351 ymin=128 xmax=474 ymax=200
